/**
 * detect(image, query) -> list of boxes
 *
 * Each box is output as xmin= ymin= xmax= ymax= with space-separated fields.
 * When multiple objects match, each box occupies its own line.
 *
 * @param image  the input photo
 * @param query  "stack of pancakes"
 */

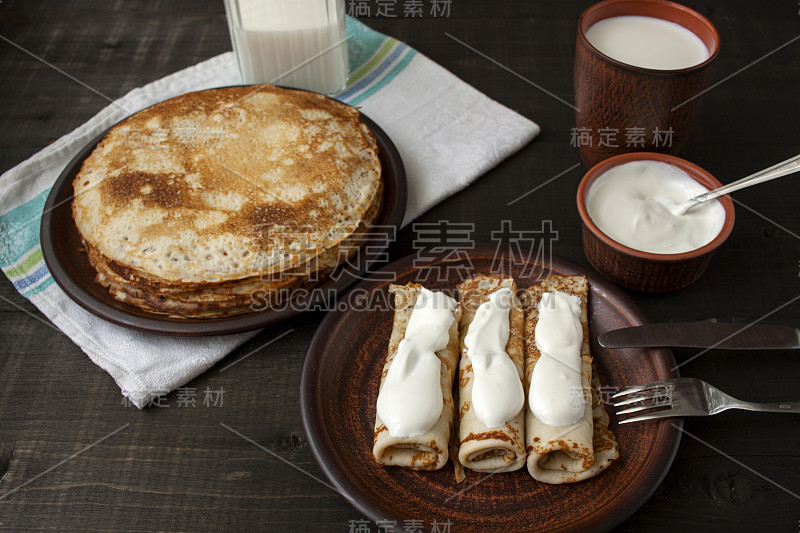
xmin=72 ymin=85 xmax=383 ymax=318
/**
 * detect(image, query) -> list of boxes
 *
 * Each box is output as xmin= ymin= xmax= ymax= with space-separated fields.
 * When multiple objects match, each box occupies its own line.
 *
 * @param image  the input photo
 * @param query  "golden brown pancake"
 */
xmin=72 ymin=85 xmax=383 ymax=318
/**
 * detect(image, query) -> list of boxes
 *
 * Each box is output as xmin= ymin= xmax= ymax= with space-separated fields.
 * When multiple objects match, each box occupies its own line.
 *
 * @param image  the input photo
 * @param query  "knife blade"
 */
xmin=598 ymin=322 xmax=800 ymax=350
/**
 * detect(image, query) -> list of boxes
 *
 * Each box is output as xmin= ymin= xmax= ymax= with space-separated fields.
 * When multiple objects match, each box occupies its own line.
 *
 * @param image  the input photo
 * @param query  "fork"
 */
xmin=612 ymin=377 xmax=800 ymax=424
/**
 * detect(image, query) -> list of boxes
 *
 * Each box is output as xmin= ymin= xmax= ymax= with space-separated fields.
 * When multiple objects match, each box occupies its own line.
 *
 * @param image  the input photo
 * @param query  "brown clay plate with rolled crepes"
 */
xmin=300 ymin=244 xmax=681 ymax=532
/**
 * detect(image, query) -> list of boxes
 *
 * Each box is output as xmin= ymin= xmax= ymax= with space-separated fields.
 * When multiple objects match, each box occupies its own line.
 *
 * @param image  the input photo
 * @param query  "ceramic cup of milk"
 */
xmin=224 ymin=0 xmax=348 ymax=95
xmin=574 ymin=0 xmax=720 ymax=167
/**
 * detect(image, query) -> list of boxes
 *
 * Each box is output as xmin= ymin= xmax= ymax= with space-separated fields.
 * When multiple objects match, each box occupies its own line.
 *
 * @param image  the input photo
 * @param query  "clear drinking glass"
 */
xmin=223 ymin=0 xmax=348 ymax=95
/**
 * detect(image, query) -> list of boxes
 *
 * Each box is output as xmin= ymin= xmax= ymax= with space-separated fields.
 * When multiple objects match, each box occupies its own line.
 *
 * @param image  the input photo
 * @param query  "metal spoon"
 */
xmin=672 ymin=153 xmax=800 ymax=216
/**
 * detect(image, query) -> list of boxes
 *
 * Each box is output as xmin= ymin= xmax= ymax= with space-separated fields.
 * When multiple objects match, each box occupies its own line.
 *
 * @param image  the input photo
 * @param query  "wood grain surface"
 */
xmin=1 ymin=0 xmax=799 ymax=531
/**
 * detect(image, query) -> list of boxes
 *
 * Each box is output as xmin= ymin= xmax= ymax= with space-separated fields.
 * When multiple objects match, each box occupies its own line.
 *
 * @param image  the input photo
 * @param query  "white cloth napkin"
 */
xmin=0 ymin=19 xmax=539 ymax=408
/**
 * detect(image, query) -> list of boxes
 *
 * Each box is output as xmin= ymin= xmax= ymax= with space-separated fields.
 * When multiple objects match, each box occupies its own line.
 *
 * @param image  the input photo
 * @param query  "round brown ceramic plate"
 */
xmin=300 ymin=245 xmax=681 ymax=532
xmin=40 ymin=108 xmax=406 ymax=336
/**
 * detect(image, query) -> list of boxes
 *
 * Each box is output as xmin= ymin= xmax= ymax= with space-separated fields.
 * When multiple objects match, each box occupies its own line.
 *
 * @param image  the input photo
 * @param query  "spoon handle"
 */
xmin=691 ymin=153 xmax=800 ymax=203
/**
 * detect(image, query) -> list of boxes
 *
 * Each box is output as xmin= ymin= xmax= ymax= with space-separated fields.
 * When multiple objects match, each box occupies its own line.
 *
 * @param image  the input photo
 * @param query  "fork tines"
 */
xmin=612 ymin=381 xmax=676 ymax=424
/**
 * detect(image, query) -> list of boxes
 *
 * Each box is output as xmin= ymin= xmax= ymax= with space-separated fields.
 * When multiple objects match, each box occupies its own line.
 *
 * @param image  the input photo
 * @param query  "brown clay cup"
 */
xmin=574 ymin=0 xmax=720 ymax=167
xmin=577 ymin=152 xmax=735 ymax=293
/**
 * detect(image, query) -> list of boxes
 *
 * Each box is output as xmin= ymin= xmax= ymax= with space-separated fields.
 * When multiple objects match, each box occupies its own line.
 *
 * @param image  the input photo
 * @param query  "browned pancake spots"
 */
xmin=89 ymin=85 xmax=373 ymax=244
xmin=212 ymin=188 xmax=346 ymax=243
xmin=103 ymin=255 xmax=143 ymax=284
xmin=594 ymin=437 xmax=616 ymax=453
xmin=470 ymin=449 xmax=507 ymax=462
xmin=461 ymin=430 xmax=512 ymax=445
xmin=459 ymin=401 xmax=471 ymax=418
xmin=102 ymin=171 xmax=208 ymax=210
xmin=428 ymin=441 xmax=443 ymax=455
xmin=135 ymin=86 xmax=258 ymax=120
xmin=506 ymin=424 xmax=522 ymax=444
xmin=459 ymin=364 xmax=472 ymax=387
xmin=227 ymin=202 xmax=301 ymax=234
xmin=410 ymin=449 xmax=436 ymax=468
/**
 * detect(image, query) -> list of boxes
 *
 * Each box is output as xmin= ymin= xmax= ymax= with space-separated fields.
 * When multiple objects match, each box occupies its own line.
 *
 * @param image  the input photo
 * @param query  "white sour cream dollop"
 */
xmin=463 ymin=288 xmax=525 ymax=429
xmin=586 ymin=160 xmax=726 ymax=254
xmin=529 ymin=291 xmax=585 ymax=427
xmin=376 ymin=288 xmax=456 ymax=438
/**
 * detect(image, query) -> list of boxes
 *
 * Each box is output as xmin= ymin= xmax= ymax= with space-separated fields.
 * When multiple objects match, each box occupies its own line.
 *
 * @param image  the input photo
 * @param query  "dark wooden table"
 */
xmin=1 ymin=1 xmax=798 ymax=531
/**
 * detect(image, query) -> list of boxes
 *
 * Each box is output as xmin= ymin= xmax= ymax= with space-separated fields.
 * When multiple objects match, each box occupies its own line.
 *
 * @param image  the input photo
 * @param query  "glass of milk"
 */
xmin=574 ymin=0 xmax=721 ymax=167
xmin=223 ymin=0 xmax=348 ymax=95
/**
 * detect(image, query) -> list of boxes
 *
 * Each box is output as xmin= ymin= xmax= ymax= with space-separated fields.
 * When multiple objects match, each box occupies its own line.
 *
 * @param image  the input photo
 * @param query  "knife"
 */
xmin=598 ymin=322 xmax=800 ymax=350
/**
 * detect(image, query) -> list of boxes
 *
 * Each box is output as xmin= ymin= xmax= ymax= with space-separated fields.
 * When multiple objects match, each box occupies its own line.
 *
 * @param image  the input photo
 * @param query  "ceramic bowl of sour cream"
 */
xmin=577 ymin=152 xmax=735 ymax=292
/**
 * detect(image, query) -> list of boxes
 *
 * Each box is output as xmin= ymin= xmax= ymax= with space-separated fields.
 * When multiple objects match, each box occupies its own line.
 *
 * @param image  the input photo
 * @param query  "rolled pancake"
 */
xmin=373 ymin=284 xmax=462 ymax=470
xmin=456 ymin=276 xmax=526 ymax=473
xmin=522 ymin=275 xmax=619 ymax=483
